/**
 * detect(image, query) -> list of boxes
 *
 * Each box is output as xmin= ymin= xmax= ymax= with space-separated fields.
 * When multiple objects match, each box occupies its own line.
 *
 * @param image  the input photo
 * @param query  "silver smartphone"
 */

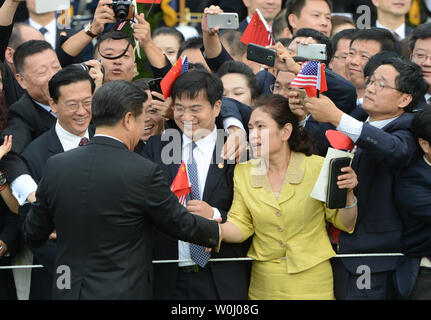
xmin=297 ymin=43 xmax=327 ymax=61
xmin=35 ymin=0 xmax=70 ymax=14
xmin=207 ymin=13 xmax=239 ymax=29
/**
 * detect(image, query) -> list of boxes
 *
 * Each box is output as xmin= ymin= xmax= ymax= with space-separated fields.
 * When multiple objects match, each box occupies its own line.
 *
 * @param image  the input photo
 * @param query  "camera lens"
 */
xmin=115 ymin=4 xmax=129 ymax=20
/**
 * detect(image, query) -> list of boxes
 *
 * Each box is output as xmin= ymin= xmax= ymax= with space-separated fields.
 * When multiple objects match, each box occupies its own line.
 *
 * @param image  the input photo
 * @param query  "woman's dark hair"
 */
xmin=217 ymin=61 xmax=261 ymax=101
xmin=252 ymin=94 xmax=316 ymax=156
xmin=152 ymin=27 xmax=185 ymax=45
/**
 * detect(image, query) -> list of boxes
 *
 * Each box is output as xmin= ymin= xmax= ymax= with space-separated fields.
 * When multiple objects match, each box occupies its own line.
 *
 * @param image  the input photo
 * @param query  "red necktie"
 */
xmin=79 ymin=137 xmax=89 ymax=146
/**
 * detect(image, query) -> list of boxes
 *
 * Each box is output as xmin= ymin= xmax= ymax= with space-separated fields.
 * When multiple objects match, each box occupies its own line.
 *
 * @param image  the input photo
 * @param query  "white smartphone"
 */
xmin=207 ymin=13 xmax=239 ymax=29
xmin=297 ymin=43 xmax=327 ymax=61
xmin=35 ymin=0 xmax=71 ymax=14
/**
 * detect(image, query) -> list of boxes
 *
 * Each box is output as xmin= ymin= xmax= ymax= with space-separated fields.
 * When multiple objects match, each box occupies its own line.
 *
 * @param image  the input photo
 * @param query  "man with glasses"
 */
xmin=18 ymin=66 xmax=96 ymax=300
xmin=409 ymin=23 xmax=431 ymax=106
xmin=329 ymin=29 xmax=356 ymax=80
xmin=304 ymin=57 xmax=428 ymax=299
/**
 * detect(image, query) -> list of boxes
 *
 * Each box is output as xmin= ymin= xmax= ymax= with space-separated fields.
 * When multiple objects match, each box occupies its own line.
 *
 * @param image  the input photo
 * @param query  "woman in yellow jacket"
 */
xmin=221 ymin=95 xmax=358 ymax=300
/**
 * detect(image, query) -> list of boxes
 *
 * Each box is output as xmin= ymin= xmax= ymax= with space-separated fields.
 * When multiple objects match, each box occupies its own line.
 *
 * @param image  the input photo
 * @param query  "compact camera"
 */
xmin=110 ymin=0 xmax=134 ymax=20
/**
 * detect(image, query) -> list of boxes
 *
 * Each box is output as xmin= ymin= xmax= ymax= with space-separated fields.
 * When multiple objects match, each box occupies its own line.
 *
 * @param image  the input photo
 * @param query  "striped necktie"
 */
xmin=187 ymin=142 xmax=210 ymax=267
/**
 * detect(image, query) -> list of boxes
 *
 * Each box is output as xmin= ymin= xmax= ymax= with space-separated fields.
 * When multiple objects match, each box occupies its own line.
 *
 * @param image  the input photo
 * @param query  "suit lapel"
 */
xmin=47 ymin=127 xmax=64 ymax=156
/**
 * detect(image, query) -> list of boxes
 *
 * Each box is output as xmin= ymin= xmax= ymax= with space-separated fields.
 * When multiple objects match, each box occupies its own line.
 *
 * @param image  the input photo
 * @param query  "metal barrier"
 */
xmin=0 ymin=253 xmax=406 ymax=269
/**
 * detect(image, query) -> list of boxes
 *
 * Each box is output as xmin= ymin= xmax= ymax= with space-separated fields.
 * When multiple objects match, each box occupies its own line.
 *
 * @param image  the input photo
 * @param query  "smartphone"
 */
xmin=297 ymin=43 xmax=327 ymax=61
xmin=247 ymin=43 xmax=276 ymax=67
xmin=326 ymin=157 xmax=352 ymax=209
xmin=295 ymin=88 xmax=307 ymax=104
xmin=35 ymin=0 xmax=70 ymax=14
xmin=207 ymin=13 xmax=239 ymax=29
xmin=148 ymin=78 xmax=163 ymax=102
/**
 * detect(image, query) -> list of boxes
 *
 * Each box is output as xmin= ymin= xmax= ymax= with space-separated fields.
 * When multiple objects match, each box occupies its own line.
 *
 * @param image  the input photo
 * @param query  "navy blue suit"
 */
xmin=394 ymin=156 xmax=431 ymax=298
xmin=142 ymin=129 xmax=251 ymax=300
xmin=338 ymin=112 xmax=421 ymax=299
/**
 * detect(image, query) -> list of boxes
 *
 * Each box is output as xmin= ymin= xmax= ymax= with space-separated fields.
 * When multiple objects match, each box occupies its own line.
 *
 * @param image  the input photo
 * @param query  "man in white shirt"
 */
xmin=143 ymin=69 xmax=250 ymax=300
xmin=372 ymin=0 xmax=413 ymax=40
xmin=19 ymin=66 xmax=96 ymax=300
xmin=304 ymin=57 xmax=428 ymax=299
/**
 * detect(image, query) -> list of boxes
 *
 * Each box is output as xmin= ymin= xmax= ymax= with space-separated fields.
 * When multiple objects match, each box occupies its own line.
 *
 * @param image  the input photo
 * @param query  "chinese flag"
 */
xmin=136 ymin=0 xmax=162 ymax=3
xmin=240 ymin=10 xmax=273 ymax=46
xmin=170 ymin=162 xmax=190 ymax=206
xmin=160 ymin=56 xmax=183 ymax=98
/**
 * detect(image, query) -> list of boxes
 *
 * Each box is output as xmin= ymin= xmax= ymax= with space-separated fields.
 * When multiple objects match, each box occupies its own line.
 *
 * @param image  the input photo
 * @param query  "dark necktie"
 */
xmin=39 ymin=27 xmax=48 ymax=36
xmin=187 ymin=142 xmax=210 ymax=267
xmin=79 ymin=137 xmax=89 ymax=146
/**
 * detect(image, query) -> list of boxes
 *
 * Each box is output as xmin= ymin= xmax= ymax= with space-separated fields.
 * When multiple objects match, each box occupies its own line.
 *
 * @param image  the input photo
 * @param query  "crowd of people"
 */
xmin=0 ymin=0 xmax=430 ymax=301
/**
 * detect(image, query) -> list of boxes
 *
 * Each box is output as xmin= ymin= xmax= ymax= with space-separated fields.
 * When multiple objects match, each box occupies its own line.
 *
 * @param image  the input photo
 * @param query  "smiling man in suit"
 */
xmin=22 ymin=80 xmax=221 ymax=300
xmin=19 ymin=66 xmax=95 ymax=300
xmin=143 ymin=69 xmax=251 ymax=300
xmin=304 ymin=57 xmax=428 ymax=299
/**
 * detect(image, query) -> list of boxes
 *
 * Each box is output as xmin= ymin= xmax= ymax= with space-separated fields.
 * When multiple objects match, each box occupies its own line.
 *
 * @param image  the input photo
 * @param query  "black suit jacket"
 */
xmin=143 ymin=130 xmax=251 ymax=300
xmin=22 ymin=136 xmax=219 ymax=300
xmin=339 ymin=113 xmax=420 ymax=275
xmin=19 ymin=126 xmax=94 ymax=299
xmin=0 ymin=93 xmax=56 ymax=182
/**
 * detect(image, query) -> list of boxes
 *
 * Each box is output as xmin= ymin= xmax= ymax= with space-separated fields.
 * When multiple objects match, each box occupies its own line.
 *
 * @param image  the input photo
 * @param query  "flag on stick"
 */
xmin=170 ymin=161 xmax=190 ymax=206
xmin=160 ymin=56 xmax=188 ymax=98
xmin=240 ymin=9 xmax=274 ymax=46
xmin=290 ymin=60 xmax=328 ymax=97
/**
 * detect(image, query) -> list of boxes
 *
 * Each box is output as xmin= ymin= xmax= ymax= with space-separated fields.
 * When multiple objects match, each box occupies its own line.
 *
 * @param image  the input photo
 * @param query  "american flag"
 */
xmin=290 ymin=61 xmax=327 ymax=97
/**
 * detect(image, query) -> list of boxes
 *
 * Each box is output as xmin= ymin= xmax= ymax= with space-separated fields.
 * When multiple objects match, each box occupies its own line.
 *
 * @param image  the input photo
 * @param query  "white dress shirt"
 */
xmin=337 ymin=113 xmax=399 ymax=143
xmin=28 ymin=17 xmax=57 ymax=49
xmin=11 ymin=122 xmax=89 ymax=205
xmin=178 ymin=126 xmax=221 ymax=266
xmin=376 ymin=20 xmax=406 ymax=40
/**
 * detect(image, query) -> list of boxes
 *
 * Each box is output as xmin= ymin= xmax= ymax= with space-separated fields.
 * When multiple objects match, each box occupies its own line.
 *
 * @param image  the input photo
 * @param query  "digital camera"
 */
xmin=110 ymin=0 xmax=134 ymax=20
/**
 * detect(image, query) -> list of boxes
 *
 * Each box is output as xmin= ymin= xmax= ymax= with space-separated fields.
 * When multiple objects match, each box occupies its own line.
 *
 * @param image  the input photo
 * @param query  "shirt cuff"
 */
xmin=212 ymin=207 xmax=221 ymax=220
xmin=336 ymin=113 xmax=364 ymax=143
xmin=223 ymin=117 xmax=245 ymax=133
xmin=10 ymin=174 xmax=38 ymax=206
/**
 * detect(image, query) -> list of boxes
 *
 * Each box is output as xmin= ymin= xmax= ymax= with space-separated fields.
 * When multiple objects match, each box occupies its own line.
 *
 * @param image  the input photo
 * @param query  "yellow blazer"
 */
xmin=227 ymin=152 xmax=354 ymax=274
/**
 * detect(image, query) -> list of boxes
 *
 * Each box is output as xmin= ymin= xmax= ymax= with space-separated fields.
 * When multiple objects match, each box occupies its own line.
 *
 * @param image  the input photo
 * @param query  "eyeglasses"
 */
xmin=411 ymin=53 xmax=431 ymax=63
xmin=365 ymin=77 xmax=398 ymax=91
xmin=61 ymin=100 xmax=92 ymax=112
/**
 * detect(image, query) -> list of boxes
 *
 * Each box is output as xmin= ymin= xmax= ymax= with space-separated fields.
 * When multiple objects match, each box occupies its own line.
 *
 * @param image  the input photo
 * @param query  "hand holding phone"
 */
xmin=247 ymin=44 xmax=276 ymax=67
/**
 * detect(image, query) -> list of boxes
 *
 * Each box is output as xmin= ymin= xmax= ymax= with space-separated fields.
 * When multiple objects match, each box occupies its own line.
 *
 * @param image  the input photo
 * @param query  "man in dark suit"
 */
xmin=372 ymin=0 xmax=414 ymax=40
xmin=304 ymin=57 xmax=428 ymax=299
xmin=238 ymin=0 xmax=283 ymax=33
xmin=409 ymin=23 xmax=431 ymax=105
xmin=143 ymin=69 xmax=251 ymax=300
xmin=22 ymin=80 xmax=221 ymax=300
xmin=395 ymin=106 xmax=431 ymax=300
xmin=0 ymin=40 xmax=60 ymax=205
xmin=19 ymin=66 xmax=95 ymax=300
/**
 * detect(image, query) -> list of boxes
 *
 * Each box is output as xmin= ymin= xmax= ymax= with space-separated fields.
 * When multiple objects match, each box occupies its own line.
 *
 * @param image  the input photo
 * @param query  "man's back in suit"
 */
xmin=22 ymin=80 xmax=220 ymax=300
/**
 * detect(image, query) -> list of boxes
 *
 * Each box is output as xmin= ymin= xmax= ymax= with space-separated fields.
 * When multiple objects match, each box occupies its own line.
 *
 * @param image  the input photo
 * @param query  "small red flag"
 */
xmin=170 ymin=161 xmax=190 ymax=206
xmin=160 ymin=56 xmax=183 ymax=98
xmin=240 ymin=10 xmax=274 ymax=46
xmin=325 ymin=130 xmax=355 ymax=151
xmin=136 ymin=0 xmax=162 ymax=3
